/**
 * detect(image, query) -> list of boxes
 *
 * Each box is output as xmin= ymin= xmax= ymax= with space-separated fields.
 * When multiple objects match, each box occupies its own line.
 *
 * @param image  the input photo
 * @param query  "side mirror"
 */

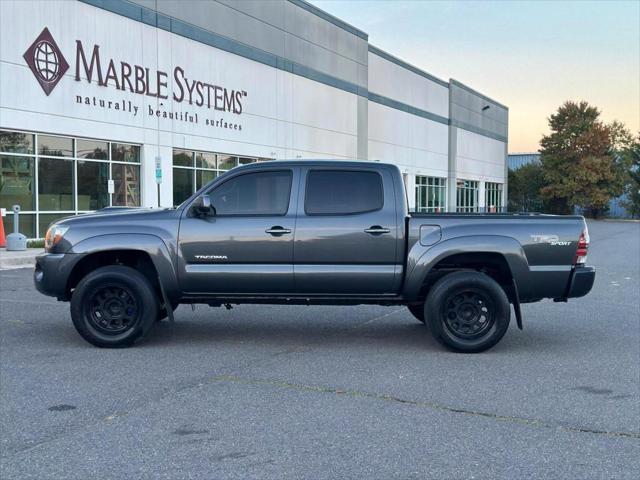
xmin=192 ymin=194 xmax=214 ymax=216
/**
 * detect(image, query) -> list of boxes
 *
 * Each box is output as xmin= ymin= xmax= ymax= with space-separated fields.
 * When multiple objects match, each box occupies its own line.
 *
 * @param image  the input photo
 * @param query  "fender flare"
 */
xmin=69 ymin=233 xmax=180 ymax=303
xmin=403 ymin=235 xmax=531 ymax=301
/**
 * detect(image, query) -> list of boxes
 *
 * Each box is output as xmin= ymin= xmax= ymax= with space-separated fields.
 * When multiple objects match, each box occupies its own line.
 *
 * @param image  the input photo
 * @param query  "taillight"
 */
xmin=574 ymin=227 xmax=589 ymax=265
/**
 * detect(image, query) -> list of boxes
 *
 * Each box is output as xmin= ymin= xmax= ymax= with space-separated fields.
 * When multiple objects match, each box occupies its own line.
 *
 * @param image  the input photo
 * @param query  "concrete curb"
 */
xmin=598 ymin=218 xmax=640 ymax=223
xmin=0 ymin=248 xmax=42 ymax=270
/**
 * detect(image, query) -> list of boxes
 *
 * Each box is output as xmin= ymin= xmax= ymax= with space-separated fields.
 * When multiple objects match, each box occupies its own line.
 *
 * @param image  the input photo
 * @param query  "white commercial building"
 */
xmin=0 ymin=0 xmax=508 ymax=238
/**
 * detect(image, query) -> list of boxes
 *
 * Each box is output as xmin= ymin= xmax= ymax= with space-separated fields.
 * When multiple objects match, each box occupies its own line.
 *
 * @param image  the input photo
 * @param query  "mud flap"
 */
xmin=511 ymin=277 xmax=523 ymax=330
xmin=158 ymin=275 xmax=175 ymax=323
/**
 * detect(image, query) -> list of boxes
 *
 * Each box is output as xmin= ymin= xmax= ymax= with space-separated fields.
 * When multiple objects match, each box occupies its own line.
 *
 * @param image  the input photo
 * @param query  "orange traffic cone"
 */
xmin=0 ymin=215 xmax=5 ymax=248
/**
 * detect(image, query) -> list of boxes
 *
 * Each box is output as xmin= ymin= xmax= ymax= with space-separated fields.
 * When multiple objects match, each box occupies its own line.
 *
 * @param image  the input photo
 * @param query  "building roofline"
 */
xmin=287 ymin=0 xmax=368 ymax=40
xmin=368 ymin=45 xmax=449 ymax=88
xmin=449 ymin=79 xmax=508 ymax=110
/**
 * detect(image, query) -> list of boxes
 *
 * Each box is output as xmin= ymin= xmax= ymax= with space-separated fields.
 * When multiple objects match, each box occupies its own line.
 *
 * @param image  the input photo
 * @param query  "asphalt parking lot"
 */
xmin=0 ymin=220 xmax=638 ymax=479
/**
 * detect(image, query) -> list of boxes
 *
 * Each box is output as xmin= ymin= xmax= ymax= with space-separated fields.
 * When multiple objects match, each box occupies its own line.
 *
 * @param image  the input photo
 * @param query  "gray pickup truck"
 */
xmin=35 ymin=160 xmax=595 ymax=352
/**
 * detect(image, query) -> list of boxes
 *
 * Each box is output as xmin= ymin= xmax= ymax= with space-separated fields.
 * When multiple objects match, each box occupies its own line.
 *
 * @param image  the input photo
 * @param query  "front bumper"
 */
xmin=566 ymin=265 xmax=596 ymax=298
xmin=34 ymin=253 xmax=79 ymax=300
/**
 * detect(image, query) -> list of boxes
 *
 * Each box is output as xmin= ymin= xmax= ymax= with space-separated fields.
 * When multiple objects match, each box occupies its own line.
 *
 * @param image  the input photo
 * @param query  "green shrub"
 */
xmin=27 ymin=239 xmax=45 ymax=248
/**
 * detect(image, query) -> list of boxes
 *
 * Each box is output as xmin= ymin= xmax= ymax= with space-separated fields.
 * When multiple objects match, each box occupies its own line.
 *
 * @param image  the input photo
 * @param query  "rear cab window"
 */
xmin=304 ymin=170 xmax=384 ymax=215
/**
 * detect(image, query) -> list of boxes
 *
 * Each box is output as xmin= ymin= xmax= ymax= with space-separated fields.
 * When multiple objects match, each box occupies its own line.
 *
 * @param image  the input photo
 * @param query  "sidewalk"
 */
xmin=0 ymin=248 xmax=42 ymax=270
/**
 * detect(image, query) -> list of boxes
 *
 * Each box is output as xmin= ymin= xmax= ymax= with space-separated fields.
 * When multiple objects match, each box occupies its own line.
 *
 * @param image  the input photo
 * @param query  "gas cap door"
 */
xmin=420 ymin=225 xmax=442 ymax=246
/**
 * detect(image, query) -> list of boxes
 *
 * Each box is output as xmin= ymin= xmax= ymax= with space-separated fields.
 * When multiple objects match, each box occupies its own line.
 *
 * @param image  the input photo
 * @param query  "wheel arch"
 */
xmin=66 ymin=234 xmax=179 ymax=304
xmin=403 ymin=235 xmax=530 ymax=302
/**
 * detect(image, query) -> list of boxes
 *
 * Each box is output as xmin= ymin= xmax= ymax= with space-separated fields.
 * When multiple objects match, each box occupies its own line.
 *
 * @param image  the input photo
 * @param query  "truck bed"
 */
xmin=404 ymin=213 xmax=588 ymax=302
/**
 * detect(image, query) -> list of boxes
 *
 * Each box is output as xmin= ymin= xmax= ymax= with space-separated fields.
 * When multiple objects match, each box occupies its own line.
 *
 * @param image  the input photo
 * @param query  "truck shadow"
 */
xmin=144 ymin=319 xmax=438 ymax=352
xmin=139 ymin=308 xmax=570 ymax=354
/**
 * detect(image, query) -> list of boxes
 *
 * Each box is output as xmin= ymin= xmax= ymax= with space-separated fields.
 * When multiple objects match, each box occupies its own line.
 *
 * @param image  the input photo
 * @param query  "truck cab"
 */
xmin=178 ymin=162 xmax=405 ymax=297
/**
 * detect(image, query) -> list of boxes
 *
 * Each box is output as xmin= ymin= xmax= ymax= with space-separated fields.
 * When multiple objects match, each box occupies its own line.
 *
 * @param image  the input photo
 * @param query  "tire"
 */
xmin=70 ymin=265 xmax=159 ymax=348
xmin=407 ymin=304 xmax=426 ymax=324
xmin=425 ymin=271 xmax=510 ymax=353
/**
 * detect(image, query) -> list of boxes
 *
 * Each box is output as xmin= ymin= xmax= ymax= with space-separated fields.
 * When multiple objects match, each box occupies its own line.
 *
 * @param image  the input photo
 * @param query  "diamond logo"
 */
xmin=24 ymin=27 xmax=69 ymax=96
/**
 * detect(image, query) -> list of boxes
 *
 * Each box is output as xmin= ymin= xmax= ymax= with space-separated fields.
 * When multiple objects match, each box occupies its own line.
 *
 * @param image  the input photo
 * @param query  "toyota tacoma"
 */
xmin=35 ymin=161 xmax=595 ymax=352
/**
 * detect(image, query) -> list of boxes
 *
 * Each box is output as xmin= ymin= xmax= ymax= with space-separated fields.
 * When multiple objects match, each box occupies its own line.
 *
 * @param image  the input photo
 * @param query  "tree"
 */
xmin=539 ymin=101 xmax=631 ymax=217
xmin=621 ymin=136 xmax=640 ymax=218
xmin=508 ymin=162 xmax=546 ymax=212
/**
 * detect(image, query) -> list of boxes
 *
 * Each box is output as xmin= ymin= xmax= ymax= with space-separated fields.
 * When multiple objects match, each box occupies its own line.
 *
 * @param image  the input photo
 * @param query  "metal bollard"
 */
xmin=6 ymin=205 xmax=27 ymax=251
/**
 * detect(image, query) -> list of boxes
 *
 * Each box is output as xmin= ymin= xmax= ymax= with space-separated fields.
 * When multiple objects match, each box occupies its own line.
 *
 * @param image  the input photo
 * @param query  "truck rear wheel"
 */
xmin=70 ymin=265 xmax=159 ymax=348
xmin=425 ymin=271 xmax=510 ymax=353
xmin=407 ymin=304 xmax=426 ymax=323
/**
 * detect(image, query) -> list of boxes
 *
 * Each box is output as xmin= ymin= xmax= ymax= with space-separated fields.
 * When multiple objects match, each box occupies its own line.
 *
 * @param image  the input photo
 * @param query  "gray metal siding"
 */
xmin=508 ymin=153 xmax=541 ymax=170
xmin=80 ymin=0 xmax=508 ymax=160
xmin=128 ymin=0 xmax=368 ymax=89
xmin=449 ymin=79 xmax=508 ymax=142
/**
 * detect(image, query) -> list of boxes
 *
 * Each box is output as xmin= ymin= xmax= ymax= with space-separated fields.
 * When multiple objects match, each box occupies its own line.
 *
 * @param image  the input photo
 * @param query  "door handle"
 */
xmin=364 ymin=225 xmax=391 ymax=235
xmin=265 ymin=226 xmax=292 ymax=235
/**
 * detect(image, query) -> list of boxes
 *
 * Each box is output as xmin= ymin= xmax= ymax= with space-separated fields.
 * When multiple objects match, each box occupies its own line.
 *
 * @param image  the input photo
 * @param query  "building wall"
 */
xmin=367 ymin=48 xmax=448 ymax=118
xmin=0 ymin=0 xmax=509 ymax=236
xmin=367 ymin=48 xmax=449 ymax=210
xmin=448 ymin=80 xmax=508 ymax=211
xmin=508 ymin=153 xmax=540 ymax=170
xmin=0 ymin=0 xmax=363 ymax=210
xmin=129 ymin=0 xmax=370 ymax=89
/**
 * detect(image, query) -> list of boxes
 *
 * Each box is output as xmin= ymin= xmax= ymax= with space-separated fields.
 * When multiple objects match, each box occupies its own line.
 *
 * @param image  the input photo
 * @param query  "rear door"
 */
xmin=178 ymin=167 xmax=298 ymax=294
xmin=293 ymin=166 xmax=401 ymax=294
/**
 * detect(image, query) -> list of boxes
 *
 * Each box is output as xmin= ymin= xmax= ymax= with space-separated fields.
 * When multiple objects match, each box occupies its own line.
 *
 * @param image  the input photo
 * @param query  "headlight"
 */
xmin=44 ymin=224 xmax=69 ymax=251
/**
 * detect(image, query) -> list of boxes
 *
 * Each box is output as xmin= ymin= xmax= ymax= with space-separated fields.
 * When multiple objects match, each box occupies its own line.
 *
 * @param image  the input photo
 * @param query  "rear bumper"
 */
xmin=566 ymin=265 xmax=596 ymax=298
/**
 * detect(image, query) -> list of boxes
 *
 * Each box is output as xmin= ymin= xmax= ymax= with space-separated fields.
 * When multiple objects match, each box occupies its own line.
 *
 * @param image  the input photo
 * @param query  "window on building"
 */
xmin=0 ymin=130 xmax=34 ymax=154
xmin=196 ymin=170 xmax=216 ymax=189
xmin=38 ymin=135 xmax=73 ymax=157
xmin=172 ymin=149 xmax=273 ymax=205
xmin=0 ymin=129 xmax=141 ymax=238
xmin=77 ymin=160 xmax=109 ymax=210
xmin=112 ymin=163 xmax=140 ymax=207
xmin=77 ymin=139 xmax=108 ymax=160
xmin=456 ymin=179 xmax=479 ymax=213
xmin=305 ymin=170 xmax=383 ymax=215
xmin=1 ymin=155 xmax=35 ymax=210
xmin=208 ymin=171 xmax=292 ymax=216
xmin=111 ymin=143 xmax=140 ymax=163
xmin=415 ymin=176 xmax=446 ymax=213
xmin=485 ymin=182 xmax=503 ymax=213
xmin=217 ymin=155 xmax=237 ymax=171
xmin=38 ymin=157 xmax=74 ymax=211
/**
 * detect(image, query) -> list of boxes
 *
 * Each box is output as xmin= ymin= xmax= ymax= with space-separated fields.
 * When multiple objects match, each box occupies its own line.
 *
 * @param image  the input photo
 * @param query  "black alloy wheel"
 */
xmin=425 ymin=271 xmax=510 ymax=353
xmin=442 ymin=289 xmax=494 ymax=339
xmin=86 ymin=285 xmax=139 ymax=334
xmin=70 ymin=265 xmax=159 ymax=348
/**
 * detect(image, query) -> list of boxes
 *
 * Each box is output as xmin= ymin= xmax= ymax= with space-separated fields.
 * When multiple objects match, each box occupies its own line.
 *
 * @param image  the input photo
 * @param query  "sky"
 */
xmin=310 ymin=0 xmax=640 ymax=153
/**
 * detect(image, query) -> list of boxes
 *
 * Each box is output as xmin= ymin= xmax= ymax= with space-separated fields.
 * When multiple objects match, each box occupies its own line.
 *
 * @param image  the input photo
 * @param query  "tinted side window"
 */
xmin=208 ymin=171 xmax=292 ymax=215
xmin=305 ymin=170 xmax=383 ymax=215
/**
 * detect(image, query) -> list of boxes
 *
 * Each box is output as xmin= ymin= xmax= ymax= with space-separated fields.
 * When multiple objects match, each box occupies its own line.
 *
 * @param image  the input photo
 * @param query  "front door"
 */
xmin=293 ymin=167 xmax=401 ymax=295
xmin=178 ymin=168 xmax=298 ymax=294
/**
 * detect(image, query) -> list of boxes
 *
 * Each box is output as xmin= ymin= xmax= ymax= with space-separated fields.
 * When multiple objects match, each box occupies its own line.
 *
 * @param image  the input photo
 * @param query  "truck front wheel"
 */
xmin=425 ymin=271 xmax=510 ymax=353
xmin=70 ymin=265 xmax=159 ymax=348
